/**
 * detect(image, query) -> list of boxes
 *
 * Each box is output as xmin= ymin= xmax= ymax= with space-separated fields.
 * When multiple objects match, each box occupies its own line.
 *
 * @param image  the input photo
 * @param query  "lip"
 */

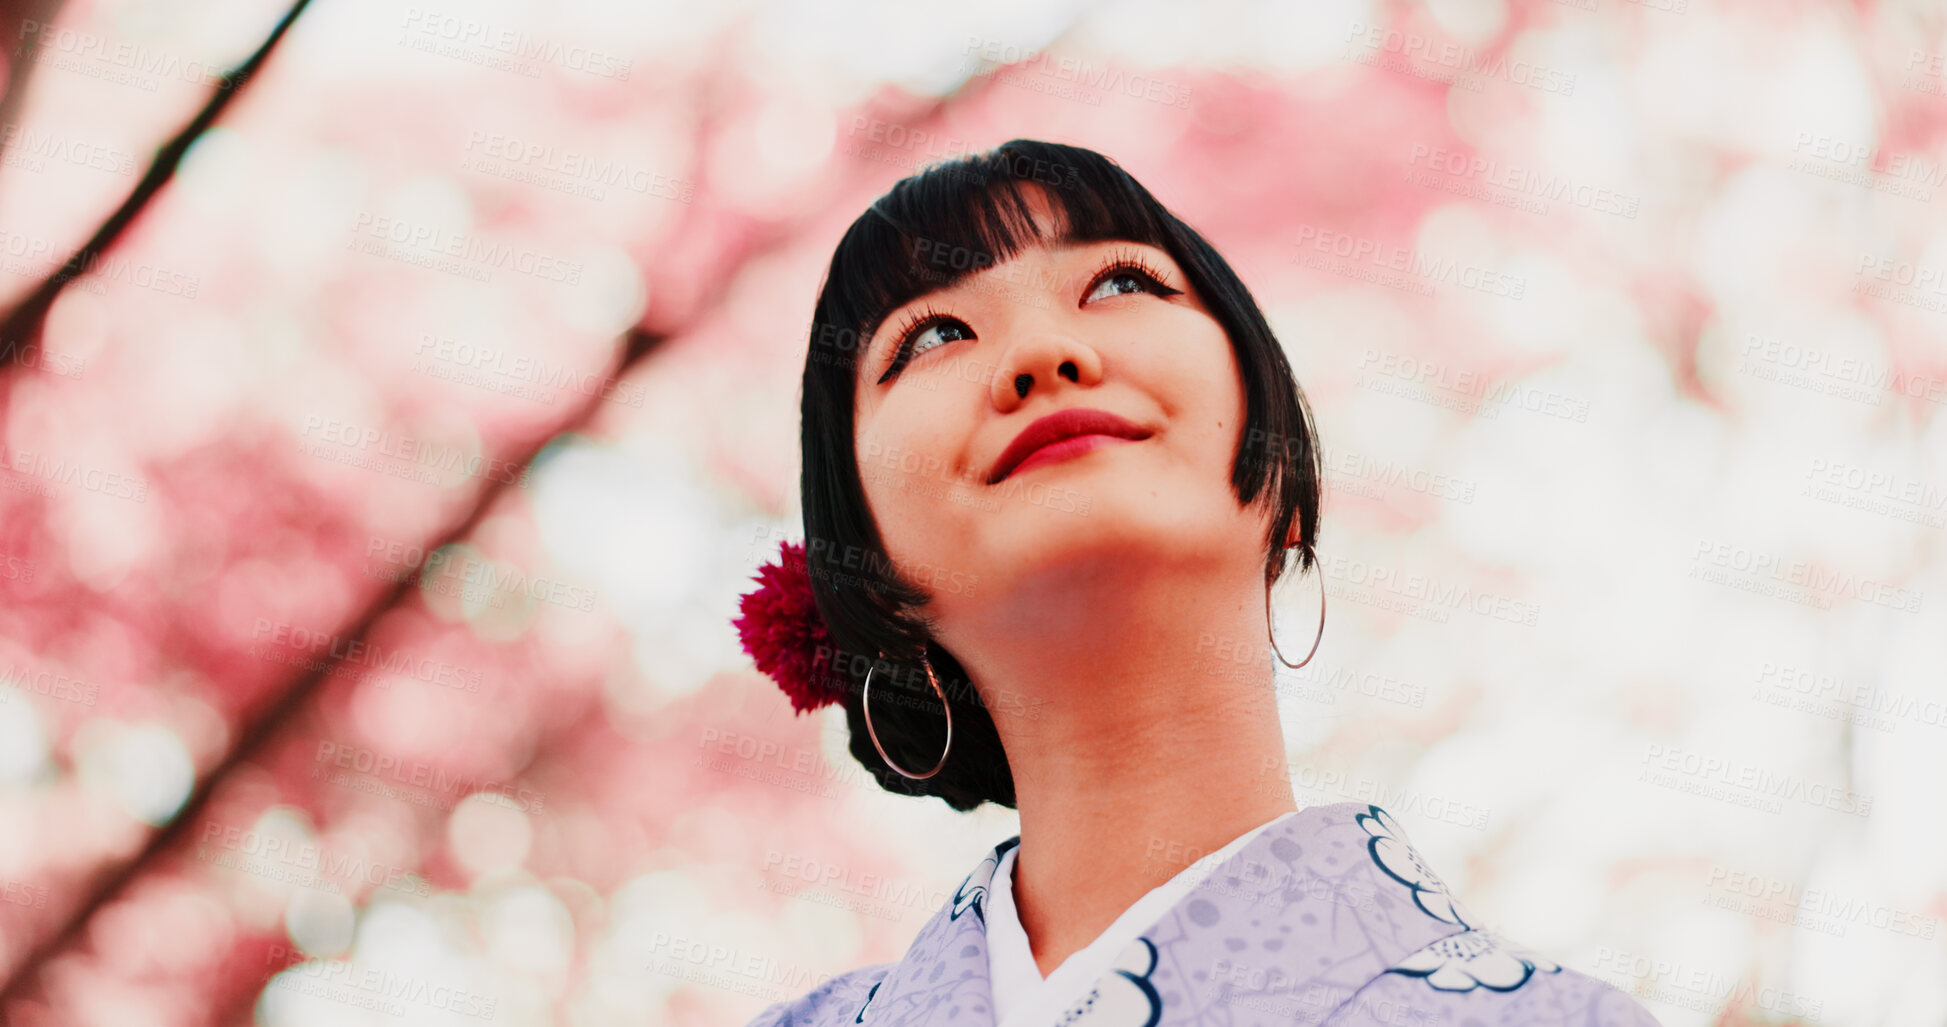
xmin=988 ymin=407 xmax=1153 ymax=484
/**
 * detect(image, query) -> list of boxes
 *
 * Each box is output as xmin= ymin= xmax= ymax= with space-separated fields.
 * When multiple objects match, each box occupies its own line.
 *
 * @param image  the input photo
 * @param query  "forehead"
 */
xmin=909 ymin=234 xmax=1089 ymax=283
xmin=894 ymin=177 xmax=1089 ymax=283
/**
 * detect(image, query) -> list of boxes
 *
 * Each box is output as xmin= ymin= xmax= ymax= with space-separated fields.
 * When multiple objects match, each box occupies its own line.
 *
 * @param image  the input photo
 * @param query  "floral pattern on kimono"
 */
xmin=746 ymin=802 xmax=1663 ymax=1027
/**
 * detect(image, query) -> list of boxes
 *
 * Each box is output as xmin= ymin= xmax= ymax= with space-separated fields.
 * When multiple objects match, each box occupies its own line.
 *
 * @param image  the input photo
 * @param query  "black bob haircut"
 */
xmin=798 ymin=138 xmax=1323 ymax=812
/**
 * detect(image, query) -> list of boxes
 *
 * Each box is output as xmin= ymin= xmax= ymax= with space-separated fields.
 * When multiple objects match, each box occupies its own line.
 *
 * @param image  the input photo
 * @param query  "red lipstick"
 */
xmin=988 ymin=408 xmax=1152 ymax=484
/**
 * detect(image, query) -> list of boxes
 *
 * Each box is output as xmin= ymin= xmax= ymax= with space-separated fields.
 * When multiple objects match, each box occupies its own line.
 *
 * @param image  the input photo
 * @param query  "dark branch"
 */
xmin=0 ymin=0 xmax=315 ymax=374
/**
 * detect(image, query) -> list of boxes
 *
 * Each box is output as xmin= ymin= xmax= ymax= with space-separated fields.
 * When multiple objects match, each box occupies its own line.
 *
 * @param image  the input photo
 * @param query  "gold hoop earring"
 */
xmin=1267 ymin=550 xmax=1326 ymax=670
xmin=862 ymin=648 xmax=953 ymax=780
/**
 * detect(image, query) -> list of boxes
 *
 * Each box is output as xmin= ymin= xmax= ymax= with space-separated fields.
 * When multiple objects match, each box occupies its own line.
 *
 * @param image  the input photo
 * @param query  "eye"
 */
xmin=909 ymin=318 xmax=974 ymax=362
xmin=876 ymin=306 xmax=976 ymax=385
xmin=1083 ymin=250 xmax=1184 ymax=305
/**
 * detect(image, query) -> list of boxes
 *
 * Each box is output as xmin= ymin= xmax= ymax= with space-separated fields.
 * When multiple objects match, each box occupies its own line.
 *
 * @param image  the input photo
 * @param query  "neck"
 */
xmin=949 ymin=563 xmax=1300 ymax=978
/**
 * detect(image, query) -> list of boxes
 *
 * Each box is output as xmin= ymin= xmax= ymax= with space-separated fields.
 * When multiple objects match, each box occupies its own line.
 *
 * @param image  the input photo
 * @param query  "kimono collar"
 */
xmin=849 ymin=801 xmax=1489 ymax=1026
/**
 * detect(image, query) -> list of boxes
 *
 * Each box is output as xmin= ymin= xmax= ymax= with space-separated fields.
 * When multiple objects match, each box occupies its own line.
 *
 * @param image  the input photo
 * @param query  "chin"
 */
xmin=981 ymin=477 xmax=1248 ymax=585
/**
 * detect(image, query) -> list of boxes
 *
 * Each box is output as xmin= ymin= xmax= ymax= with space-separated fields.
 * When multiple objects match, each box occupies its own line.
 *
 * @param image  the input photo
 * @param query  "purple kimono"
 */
xmin=746 ymin=802 xmax=1663 ymax=1026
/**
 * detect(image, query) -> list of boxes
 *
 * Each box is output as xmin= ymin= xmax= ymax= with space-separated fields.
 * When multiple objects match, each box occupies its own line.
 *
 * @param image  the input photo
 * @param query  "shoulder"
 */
xmin=742 ymin=961 xmax=897 ymax=1027
xmin=745 ymin=836 xmax=1015 ymax=1026
xmin=1322 ymin=929 xmax=1665 ymax=1027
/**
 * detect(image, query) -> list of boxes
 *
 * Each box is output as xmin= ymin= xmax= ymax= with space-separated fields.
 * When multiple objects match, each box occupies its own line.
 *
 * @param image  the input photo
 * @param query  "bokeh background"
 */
xmin=0 ymin=0 xmax=1942 ymax=1023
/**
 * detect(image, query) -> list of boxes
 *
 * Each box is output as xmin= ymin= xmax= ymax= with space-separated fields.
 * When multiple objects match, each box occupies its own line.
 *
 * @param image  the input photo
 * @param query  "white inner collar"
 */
xmin=984 ymin=809 xmax=1299 ymax=1027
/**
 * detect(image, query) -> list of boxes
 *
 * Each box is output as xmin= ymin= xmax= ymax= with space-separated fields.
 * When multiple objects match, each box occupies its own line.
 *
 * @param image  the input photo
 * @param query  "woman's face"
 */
xmin=850 ymin=197 xmax=1277 ymax=643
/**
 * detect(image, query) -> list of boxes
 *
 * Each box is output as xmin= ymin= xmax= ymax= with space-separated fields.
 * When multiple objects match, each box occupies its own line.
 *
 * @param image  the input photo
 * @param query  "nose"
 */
xmin=989 ymin=333 xmax=1104 ymax=413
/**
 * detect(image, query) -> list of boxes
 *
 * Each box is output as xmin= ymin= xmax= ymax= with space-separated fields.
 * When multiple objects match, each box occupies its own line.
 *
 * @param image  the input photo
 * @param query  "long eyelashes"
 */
xmin=876 ymin=249 xmax=1182 ymax=385
xmin=1090 ymin=247 xmax=1182 ymax=300
xmin=876 ymin=304 xmax=966 ymax=385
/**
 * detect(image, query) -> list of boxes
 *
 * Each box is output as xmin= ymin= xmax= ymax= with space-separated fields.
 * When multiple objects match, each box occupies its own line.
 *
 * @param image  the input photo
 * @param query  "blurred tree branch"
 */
xmin=0 ymin=7 xmax=1000 ymax=1013
xmin=0 ymin=0 xmax=320 ymax=1009
xmin=0 ymin=0 xmax=68 ymax=169
xmin=0 ymin=0 xmax=313 ymax=375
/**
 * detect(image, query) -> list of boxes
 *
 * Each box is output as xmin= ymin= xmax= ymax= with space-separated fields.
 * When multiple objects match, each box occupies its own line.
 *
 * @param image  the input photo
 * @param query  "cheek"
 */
xmin=853 ymin=406 xmax=978 ymax=567
xmin=1145 ymin=321 xmax=1245 ymax=448
xmin=856 ymin=399 xmax=963 ymax=492
xmin=860 ymin=465 xmax=986 ymax=599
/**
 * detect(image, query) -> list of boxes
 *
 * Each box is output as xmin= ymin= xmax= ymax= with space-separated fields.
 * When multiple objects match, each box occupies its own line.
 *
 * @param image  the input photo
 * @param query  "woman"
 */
xmin=736 ymin=140 xmax=1661 ymax=1027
